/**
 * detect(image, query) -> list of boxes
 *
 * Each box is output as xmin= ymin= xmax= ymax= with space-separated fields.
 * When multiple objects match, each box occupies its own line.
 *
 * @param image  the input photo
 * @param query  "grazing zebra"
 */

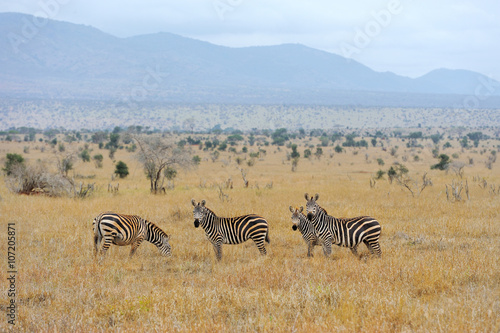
xmin=191 ymin=199 xmax=270 ymax=260
xmin=93 ymin=212 xmax=171 ymax=260
xmin=289 ymin=206 xmax=320 ymax=257
xmin=304 ymin=193 xmax=382 ymax=258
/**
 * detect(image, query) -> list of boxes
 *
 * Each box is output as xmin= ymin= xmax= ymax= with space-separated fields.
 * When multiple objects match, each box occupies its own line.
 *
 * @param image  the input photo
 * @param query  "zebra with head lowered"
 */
xmin=304 ymin=193 xmax=382 ymax=258
xmin=191 ymin=200 xmax=270 ymax=260
xmin=93 ymin=212 xmax=171 ymax=261
xmin=289 ymin=206 xmax=320 ymax=257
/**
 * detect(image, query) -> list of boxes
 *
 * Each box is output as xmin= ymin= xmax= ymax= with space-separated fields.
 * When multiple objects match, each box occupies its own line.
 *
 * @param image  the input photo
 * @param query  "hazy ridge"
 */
xmin=1 ymin=12 xmax=500 ymax=107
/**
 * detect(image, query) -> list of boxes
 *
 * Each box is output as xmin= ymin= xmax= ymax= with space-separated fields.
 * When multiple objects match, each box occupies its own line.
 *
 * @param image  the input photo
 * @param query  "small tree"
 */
xmin=290 ymin=144 xmax=300 ymax=159
xmin=431 ymin=154 xmax=451 ymax=171
xmin=430 ymin=134 xmax=442 ymax=144
xmin=93 ymin=154 xmax=103 ymax=168
xmin=80 ymin=149 xmax=90 ymax=162
xmin=192 ymin=155 xmax=201 ymax=165
xmin=3 ymin=153 xmax=25 ymax=176
xmin=315 ymin=147 xmax=323 ymax=159
xmin=114 ymin=161 xmax=129 ymax=178
xmin=57 ymin=153 xmax=75 ymax=177
xmin=135 ymin=136 xmax=192 ymax=194
xmin=218 ymin=141 xmax=228 ymax=151
xmin=272 ymin=128 xmax=288 ymax=146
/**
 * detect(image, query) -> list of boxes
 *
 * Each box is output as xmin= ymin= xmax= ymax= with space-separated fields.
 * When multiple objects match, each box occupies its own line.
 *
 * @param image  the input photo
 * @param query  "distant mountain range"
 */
xmin=1 ymin=12 xmax=499 ymax=107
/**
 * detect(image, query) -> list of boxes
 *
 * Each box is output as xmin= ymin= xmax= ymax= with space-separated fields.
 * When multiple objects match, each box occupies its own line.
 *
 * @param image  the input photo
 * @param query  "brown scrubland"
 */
xmin=0 ymin=130 xmax=499 ymax=332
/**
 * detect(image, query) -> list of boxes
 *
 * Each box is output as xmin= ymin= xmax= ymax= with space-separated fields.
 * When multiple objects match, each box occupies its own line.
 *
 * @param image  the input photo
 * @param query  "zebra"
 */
xmin=304 ymin=193 xmax=382 ymax=258
xmin=289 ymin=206 xmax=320 ymax=257
xmin=93 ymin=212 xmax=171 ymax=261
xmin=191 ymin=199 xmax=270 ymax=260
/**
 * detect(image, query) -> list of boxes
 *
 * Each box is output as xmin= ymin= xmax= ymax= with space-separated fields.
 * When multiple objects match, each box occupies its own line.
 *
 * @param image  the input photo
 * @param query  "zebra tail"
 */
xmin=265 ymin=231 xmax=270 ymax=244
xmin=93 ymin=218 xmax=102 ymax=239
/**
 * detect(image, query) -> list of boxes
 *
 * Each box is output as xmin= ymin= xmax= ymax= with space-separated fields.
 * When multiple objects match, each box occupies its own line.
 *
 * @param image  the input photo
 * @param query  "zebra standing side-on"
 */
xmin=191 ymin=200 xmax=270 ymax=260
xmin=93 ymin=212 xmax=171 ymax=261
xmin=304 ymin=193 xmax=382 ymax=258
xmin=289 ymin=206 xmax=320 ymax=257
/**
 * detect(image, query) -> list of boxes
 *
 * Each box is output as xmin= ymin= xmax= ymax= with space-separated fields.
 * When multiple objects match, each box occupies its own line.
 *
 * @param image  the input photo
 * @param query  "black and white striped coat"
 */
xmin=305 ymin=193 xmax=382 ymax=258
xmin=289 ymin=206 xmax=319 ymax=257
xmin=192 ymin=200 xmax=270 ymax=260
xmin=93 ymin=212 xmax=171 ymax=260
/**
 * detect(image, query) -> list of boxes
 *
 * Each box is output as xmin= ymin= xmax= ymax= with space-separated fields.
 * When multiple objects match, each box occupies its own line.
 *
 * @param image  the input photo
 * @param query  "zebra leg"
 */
xmin=364 ymin=240 xmax=382 ymax=257
xmin=212 ymin=243 xmax=223 ymax=261
xmin=350 ymin=245 xmax=360 ymax=258
xmin=129 ymin=237 xmax=145 ymax=258
xmin=322 ymin=240 xmax=332 ymax=257
xmin=98 ymin=236 xmax=114 ymax=261
xmin=257 ymin=242 xmax=267 ymax=256
xmin=252 ymin=236 xmax=267 ymax=256
xmin=129 ymin=239 xmax=142 ymax=258
xmin=307 ymin=242 xmax=314 ymax=257
xmin=93 ymin=234 xmax=101 ymax=257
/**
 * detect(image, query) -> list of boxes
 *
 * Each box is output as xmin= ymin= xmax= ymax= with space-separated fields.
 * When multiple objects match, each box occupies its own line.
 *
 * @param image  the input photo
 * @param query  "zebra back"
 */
xmin=94 ymin=212 xmax=146 ymax=244
xmin=329 ymin=215 xmax=380 ymax=248
xmin=214 ymin=213 xmax=268 ymax=244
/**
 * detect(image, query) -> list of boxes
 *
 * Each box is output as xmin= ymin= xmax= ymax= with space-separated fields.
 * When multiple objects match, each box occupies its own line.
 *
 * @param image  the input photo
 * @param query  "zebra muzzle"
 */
xmin=194 ymin=220 xmax=200 ymax=228
xmin=307 ymin=213 xmax=314 ymax=221
xmin=292 ymin=225 xmax=298 ymax=231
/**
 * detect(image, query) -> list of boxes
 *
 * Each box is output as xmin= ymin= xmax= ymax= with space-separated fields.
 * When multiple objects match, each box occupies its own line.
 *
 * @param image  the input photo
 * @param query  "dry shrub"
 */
xmin=4 ymin=162 xmax=72 ymax=196
xmin=4 ymin=161 xmax=95 ymax=198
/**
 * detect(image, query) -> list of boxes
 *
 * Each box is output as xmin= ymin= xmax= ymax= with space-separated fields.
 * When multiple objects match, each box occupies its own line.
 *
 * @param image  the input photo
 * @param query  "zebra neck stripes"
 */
xmin=143 ymin=220 xmax=171 ymax=256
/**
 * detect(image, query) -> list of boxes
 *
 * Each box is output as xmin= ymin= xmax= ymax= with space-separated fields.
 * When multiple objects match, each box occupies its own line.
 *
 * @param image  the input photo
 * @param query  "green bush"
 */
xmin=431 ymin=154 xmax=451 ymax=171
xmin=114 ymin=161 xmax=129 ymax=178
xmin=3 ymin=153 xmax=24 ymax=176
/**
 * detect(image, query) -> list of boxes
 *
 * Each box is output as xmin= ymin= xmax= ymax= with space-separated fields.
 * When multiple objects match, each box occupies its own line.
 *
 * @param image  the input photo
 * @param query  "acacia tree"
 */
xmin=135 ymin=136 xmax=192 ymax=194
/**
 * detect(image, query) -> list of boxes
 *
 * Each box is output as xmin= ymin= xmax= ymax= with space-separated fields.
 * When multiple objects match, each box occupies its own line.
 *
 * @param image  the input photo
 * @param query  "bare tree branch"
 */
xmin=134 ymin=135 xmax=193 ymax=194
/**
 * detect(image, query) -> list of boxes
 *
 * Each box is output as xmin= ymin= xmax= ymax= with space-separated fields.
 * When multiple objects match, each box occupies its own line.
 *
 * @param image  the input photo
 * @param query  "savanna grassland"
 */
xmin=0 ymin=130 xmax=499 ymax=332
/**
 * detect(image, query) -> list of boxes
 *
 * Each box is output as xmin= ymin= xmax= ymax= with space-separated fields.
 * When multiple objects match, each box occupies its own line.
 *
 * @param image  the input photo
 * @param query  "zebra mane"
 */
xmin=144 ymin=219 xmax=168 ymax=238
xmin=202 ymin=205 xmax=217 ymax=217
xmin=317 ymin=205 xmax=328 ymax=215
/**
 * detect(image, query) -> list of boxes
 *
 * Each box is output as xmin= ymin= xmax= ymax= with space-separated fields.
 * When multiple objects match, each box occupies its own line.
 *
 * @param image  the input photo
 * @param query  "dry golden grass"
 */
xmin=1 ymin=135 xmax=499 ymax=332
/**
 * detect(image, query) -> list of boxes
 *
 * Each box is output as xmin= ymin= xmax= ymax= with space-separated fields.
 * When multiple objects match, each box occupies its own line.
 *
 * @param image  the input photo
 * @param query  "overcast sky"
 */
xmin=1 ymin=0 xmax=499 ymax=79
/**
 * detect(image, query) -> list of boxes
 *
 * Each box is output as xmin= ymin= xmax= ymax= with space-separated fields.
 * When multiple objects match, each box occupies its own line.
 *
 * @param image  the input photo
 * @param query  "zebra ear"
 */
xmin=289 ymin=206 xmax=294 ymax=213
xmin=304 ymin=193 xmax=309 ymax=200
xmin=314 ymin=193 xmax=319 ymax=201
xmin=191 ymin=199 xmax=196 ymax=206
xmin=201 ymin=200 xmax=206 ymax=206
xmin=299 ymin=206 xmax=303 ymax=213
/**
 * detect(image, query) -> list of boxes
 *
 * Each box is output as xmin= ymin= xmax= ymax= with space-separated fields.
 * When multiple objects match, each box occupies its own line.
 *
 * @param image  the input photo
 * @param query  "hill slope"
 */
xmin=1 ymin=12 xmax=499 ymax=106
